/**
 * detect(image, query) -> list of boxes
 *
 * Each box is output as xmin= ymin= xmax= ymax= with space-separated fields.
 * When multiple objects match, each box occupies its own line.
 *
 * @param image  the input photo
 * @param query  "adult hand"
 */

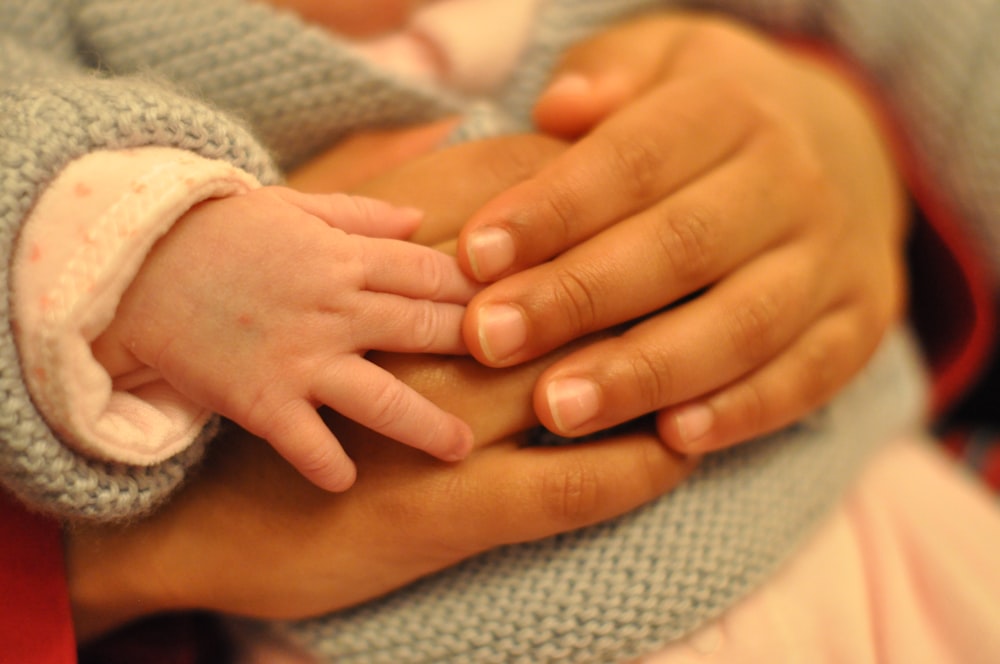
xmin=66 ymin=130 xmax=693 ymax=641
xmin=457 ymin=14 xmax=907 ymax=453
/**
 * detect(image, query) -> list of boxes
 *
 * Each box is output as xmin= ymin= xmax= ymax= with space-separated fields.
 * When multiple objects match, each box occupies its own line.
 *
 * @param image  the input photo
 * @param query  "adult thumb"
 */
xmin=533 ymin=15 xmax=694 ymax=138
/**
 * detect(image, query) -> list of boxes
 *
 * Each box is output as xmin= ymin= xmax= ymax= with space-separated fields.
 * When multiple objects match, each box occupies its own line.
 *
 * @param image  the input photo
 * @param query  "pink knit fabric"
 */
xmin=351 ymin=0 xmax=541 ymax=93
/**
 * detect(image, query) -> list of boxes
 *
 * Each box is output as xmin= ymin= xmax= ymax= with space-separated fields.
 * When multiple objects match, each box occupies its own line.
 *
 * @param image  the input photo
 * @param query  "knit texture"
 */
xmin=274 ymin=330 xmax=926 ymax=664
xmin=0 ymin=0 xmax=989 ymax=660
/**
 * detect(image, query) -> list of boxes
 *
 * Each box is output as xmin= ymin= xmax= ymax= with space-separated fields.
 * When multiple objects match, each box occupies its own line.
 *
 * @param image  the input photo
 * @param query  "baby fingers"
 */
xmin=276 ymin=188 xmax=425 ymax=239
xmin=315 ymin=355 xmax=474 ymax=463
xmin=255 ymin=400 xmax=359 ymax=492
xmin=352 ymin=294 xmax=467 ymax=355
xmin=359 ymin=237 xmax=481 ymax=303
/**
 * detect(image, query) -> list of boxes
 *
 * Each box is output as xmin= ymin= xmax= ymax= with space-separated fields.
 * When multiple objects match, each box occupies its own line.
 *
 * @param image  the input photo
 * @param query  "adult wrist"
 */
xmin=64 ymin=521 xmax=179 ymax=642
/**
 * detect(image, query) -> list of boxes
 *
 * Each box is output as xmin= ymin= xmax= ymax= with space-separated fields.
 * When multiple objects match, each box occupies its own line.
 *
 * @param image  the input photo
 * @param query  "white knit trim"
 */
xmin=14 ymin=147 xmax=259 ymax=465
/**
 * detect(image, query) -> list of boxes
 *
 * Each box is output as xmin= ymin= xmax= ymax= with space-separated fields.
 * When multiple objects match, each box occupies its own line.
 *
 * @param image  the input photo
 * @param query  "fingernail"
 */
xmin=466 ymin=227 xmax=515 ymax=281
xmin=546 ymin=378 xmax=600 ymax=432
xmin=441 ymin=427 xmax=474 ymax=462
xmin=673 ymin=404 xmax=714 ymax=448
xmin=543 ymin=73 xmax=593 ymax=100
xmin=476 ymin=304 xmax=527 ymax=363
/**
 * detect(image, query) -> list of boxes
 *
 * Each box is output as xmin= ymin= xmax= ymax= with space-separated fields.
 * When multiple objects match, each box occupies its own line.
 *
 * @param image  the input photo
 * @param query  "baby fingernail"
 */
xmin=477 ymin=304 xmax=527 ymax=363
xmin=467 ymin=227 xmax=515 ymax=281
xmin=547 ymin=378 xmax=600 ymax=432
xmin=673 ymin=404 xmax=714 ymax=448
xmin=443 ymin=427 xmax=474 ymax=461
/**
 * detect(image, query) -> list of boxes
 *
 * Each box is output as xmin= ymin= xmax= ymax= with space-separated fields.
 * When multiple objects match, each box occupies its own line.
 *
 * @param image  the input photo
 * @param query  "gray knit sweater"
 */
xmin=1 ymin=0 xmax=994 ymax=662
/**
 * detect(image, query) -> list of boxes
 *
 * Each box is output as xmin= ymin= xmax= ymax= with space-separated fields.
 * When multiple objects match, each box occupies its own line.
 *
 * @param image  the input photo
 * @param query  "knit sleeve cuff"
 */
xmin=11 ymin=147 xmax=259 ymax=465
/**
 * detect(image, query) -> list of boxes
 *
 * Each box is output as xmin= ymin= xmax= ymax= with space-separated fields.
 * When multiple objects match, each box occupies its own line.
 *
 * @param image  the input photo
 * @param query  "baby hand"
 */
xmin=94 ymin=187 xmax=479 ymax=491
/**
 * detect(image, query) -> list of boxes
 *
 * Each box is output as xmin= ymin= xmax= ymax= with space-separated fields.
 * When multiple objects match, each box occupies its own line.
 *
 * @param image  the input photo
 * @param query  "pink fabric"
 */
xmin=11 ymin=147 xmax=259 ymax=465
xmin=352 ymin=0 xmax=542 ymax=94
xmin=637 ymin=437 xmax=1000 ymax=664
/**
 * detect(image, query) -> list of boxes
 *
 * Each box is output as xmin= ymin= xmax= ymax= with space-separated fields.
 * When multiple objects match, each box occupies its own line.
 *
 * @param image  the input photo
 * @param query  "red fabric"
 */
xmin=0 ymin=491 xmax=76 ymax=663
xmin=785 ymin=40 xmax=998 ymax=415
xmin=892 ymin=136 xmax=997 ymax=415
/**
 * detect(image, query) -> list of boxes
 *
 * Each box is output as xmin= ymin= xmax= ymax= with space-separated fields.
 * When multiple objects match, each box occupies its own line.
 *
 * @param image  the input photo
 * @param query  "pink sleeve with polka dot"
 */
xmin=11 ymin=148 xmax=260 ymax=465
xmin=351 ymin=0 xmax=542 ymax=94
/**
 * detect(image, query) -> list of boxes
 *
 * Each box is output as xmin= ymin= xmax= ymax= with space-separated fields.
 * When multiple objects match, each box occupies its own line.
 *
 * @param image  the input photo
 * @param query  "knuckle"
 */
xmin=293 ymin=438 xmax=343 ymax=477
xmin=366 ymin=379 xmax=414 ymax=431
xmin=243 ymin=390 xmax=296 ymax=438
xmin=408 ymin=301 xmax=444 ymax=352
xmin=625 ymin=344 xmax=674 ymax=410
xmin=539 ymin=459 xmax=603 ymax=525
xmin=725 ymin=293 xmax=782 ymax=364
xmin=729 ymin=380 xmax=770 ymax=435
xmin=792 ymin=337 xmax=841 ymax=408
xmin=655 ymin=206 xmax=717 ymax=284
xmin=483 ymin=134 xmax=564 ymax=185
xmin=532 ymin=177 xmax=586 ymax=250
xmin=597 ymin=131 xmax=663 ymax=202
xmin=636 ymin=439 xmax=669 ymax=495
xmin=413 ymin=249 xmax=448 ymax=298
xmin=546 ymin=265 xmax=603 ymax=335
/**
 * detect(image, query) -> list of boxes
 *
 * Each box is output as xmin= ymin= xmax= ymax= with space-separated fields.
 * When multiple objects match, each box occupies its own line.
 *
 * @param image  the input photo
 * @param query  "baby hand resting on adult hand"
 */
xmin=93 ymin=187 xmax=478 ymax=491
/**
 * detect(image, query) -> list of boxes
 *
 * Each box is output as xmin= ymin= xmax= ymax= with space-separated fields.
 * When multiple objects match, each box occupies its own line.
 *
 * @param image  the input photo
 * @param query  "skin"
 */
xmin=66 ymin=131 xmax=695 ymax=642
xmin=92 ymin=188 xmax=479 ymax=493
xmin=458 ymin=14 xmax=908 ymax=454
xmin=65 ymin=10 xmax=908 ymax=648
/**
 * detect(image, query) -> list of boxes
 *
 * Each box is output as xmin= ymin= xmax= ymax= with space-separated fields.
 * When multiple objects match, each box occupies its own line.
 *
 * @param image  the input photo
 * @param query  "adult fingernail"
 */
xmin=477 ymin=304 xmax=527 ymax=363
xmin=543 ymin=73 xmax=593 ymax=101
xmin=466 ymin=227 xmax=515 ymax=281
xmin=673 ymin=403 xmax=714 ymax=448
xmin=546 ymin=377 xmax=600 ymax=432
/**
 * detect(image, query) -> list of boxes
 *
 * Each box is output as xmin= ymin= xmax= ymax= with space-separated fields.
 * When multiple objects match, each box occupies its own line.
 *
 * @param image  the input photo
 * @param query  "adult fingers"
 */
xmin=316 ymin=354 xmax=474 ymax=463
xmin=287 ymin=118 xmax=460 ymax=193
xmin=354 ymin=133 xmax=568 ymax=248
xmin=531 ymin=244 xmax=833 ymax=437
xmin=463 ymin=125 xmax=807 ymax=365
xmin=533 ymin=15 xmax=691 ymax=137
xmin=424 ymin=431 xmax=696 ymax=550
xmin=656 ymin=305 xmax=888 ymax=452
xmin=457 ymin=76 xmax=760 ymax=283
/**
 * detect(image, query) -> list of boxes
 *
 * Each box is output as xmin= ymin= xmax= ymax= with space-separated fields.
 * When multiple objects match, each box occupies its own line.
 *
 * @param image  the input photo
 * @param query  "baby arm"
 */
xmin=91 ymin=184 xmax=478 ymax=492
xmin=15 ymin=147 xmax=475 ymax=494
